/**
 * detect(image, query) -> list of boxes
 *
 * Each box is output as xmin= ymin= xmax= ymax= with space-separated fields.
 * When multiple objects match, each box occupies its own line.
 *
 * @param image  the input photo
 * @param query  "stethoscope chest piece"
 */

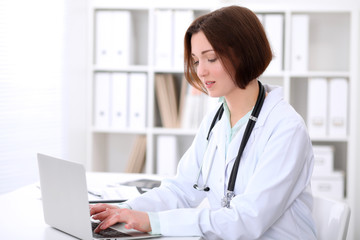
xmin=221 ymin=190 xmax=235 ymax=208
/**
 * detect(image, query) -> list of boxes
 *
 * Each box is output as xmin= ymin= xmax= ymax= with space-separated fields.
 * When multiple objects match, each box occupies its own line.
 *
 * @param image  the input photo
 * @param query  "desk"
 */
xmin=0 ymin=172 xmax=201 ymax=240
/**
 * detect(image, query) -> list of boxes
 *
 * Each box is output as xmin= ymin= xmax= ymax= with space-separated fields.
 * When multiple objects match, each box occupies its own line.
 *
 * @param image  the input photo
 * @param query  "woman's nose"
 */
xmin=197 ymin=62 xmax=208 ymax=78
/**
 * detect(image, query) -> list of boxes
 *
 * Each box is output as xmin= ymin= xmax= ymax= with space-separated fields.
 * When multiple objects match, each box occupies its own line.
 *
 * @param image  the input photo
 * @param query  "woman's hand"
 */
xmin=90 ymin=203 xmax=152 ymax=233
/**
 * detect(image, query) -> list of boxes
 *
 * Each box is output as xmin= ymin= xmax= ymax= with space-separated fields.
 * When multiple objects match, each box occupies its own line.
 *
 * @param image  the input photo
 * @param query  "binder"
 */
xmin=95 ymin=11 xmax=133 ymax=66
xmin=156 ymin=135 xmax=178 ymax=176
xmin=110 ymin=72 xmax=128 ymax=128
xmin=128 ymin=73 xmax=147 ymax=129
xmin=263 ymin=14 xmax=284 ymax=73
xmin=173 ymin=10 xmax=194 ymax=68
xmin=94 ymin=72 xmax=111 ymax=128
xmin=154 ymin=9 xmax=173 ymax=68
xmin=111 ymin=11 xmax=133 ymax=66
xmin=95 ymin=11 xmax=113 ymax=66
xmin=307 ymin=78 xmax=328 ymax=137
xmin=328 ymin=78 xmax=348 ymax=137
xmin=291 ymin=14 xmax=309 ymax=72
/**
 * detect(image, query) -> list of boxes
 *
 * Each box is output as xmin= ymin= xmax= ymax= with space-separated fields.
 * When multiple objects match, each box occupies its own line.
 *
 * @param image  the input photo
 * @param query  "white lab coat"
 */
xmin=126 ymin=85 xmax=317 ymax=240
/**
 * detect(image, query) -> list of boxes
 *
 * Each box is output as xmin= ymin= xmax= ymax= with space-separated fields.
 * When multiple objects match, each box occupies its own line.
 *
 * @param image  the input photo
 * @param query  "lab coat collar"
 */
xmin=224 ymin=84 xmax=284 ymax=164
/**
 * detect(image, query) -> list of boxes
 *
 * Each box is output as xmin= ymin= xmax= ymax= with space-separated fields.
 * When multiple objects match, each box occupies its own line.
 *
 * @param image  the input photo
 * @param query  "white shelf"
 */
xmin=87 ymin=2 xmax=359 ymax=238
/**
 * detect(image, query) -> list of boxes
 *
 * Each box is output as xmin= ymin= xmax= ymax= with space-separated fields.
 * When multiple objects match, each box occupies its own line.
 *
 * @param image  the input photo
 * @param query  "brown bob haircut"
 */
xmin=184 ymin=5 xmax=272 ymax=93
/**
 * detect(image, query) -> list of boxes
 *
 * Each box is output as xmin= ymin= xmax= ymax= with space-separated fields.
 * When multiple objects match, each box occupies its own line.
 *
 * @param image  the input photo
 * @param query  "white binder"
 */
xmin=291 ymin=14 xmax=309 ymax=72
xmin=307 ymin=78 xmax=328 ymax=137
xmin=263 ymin=14 xmax=284 ymax=74
xmin=95 ymin=11 xmax=113 ymax=66
xmin=94 ymin=72 xmax=110 ymax=128
xmin=328 ymin=78 xmax=348 ymax=137
xmin=128 ymin=73 xmax=147 ymax=128
xmin=95 ymin=11 xmax=133 ymax=66
xmin=173 ymin=10 xmax=194 ymax=68
xmin=154 ymin=9 xmax=173 ymax=68
xmin=110 ymin=72 xmax=128 ymax=128
xmin=111 ymin=11 xmax=133 ymax=66
xmin=156 ymin=135 xmax=178 ymax=176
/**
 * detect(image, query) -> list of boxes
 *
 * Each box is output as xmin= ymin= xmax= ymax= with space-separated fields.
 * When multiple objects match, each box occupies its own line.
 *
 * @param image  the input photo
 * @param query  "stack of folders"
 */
xmin=95 ymin=10 xmax=134 ymax=67
xmin=307 ymin=77 xmax=348 ymax=138
xmin=257 ymin=13 xmax=284 ymax=74
xmin=155 ymin=74 xmax=218 ymax=129
xmin=125 ymin=135 xmax=147 ymax=173
xmin=311 ymin=145 xmax=344 ymax=200
xmin=94 ymin=72 xmax=147 ymax=129
xmin=154 ymin=9 xmax=194 ymax=69
xmin=180 ymin=80 xmax=218 ymax=129
xmin=155 ymin=74 xmax=179 ymax=128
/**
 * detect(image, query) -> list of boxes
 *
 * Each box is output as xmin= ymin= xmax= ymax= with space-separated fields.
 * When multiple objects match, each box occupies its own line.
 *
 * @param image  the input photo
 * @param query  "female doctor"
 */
xmin=90 ymin=5 xmax=317 ymax=239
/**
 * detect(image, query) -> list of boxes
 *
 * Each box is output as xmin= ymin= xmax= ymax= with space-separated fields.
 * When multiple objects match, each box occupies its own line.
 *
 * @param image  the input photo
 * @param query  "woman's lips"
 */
xmin=205 ymin=81 xmax=215 ymax=88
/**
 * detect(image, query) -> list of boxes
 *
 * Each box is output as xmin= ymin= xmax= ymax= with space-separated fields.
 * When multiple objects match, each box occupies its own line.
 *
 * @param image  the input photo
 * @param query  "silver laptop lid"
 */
xmin=38 ymin=153 xmax=93 ymax=239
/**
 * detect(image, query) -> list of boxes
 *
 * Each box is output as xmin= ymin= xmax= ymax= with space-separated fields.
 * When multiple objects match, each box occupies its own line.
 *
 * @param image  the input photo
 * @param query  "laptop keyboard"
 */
xmin=92 ymin=222 xmax=131 ymax=238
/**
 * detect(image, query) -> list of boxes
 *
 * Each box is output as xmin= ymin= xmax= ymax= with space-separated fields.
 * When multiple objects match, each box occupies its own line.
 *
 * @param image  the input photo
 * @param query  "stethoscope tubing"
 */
xmin=194 ymin=80 xmax=265 ymax=194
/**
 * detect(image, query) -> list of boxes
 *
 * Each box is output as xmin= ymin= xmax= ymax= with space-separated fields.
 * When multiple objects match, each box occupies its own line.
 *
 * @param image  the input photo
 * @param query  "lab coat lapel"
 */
xmin=213 ymin=117 xmax=226 ymax=162
xmin=226 ymin=126 xmax=244 ymax=165
xmin=225 ymin=119 xmax=259 ymax=165
xmin=210 ymin=119 xmax=226 ymax=196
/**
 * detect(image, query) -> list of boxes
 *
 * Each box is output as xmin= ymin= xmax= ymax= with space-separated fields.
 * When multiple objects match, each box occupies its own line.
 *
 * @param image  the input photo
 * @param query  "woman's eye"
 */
xmin=193 ymin=60 xmax=199 ymax=66
xmin=208 ymin=58 xmax=217 ymax=63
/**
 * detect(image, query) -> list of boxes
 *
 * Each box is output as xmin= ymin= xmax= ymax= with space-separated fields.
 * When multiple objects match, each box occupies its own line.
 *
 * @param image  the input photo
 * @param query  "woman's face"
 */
xmin=191 ymin=31 xmax=237 ymax=98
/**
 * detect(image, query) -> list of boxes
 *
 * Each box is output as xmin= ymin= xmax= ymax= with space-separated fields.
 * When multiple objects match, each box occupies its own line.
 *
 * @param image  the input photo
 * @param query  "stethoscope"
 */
xmin=193 ymin=80 xmax=266 ymax=208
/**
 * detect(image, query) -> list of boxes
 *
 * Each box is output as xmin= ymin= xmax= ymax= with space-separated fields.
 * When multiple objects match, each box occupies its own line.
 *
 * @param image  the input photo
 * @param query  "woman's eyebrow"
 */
xmin=191 ymin=49 xmax=215 ymax=57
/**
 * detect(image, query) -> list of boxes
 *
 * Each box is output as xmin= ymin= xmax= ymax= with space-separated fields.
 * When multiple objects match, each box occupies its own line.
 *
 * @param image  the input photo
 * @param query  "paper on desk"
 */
xmin=88 ymin=185 xmax=141 ymax=201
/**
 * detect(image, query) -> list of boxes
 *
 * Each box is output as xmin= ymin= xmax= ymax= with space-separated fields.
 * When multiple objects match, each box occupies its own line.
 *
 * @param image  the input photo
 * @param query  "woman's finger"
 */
xmin=94 ymin=209 xmax=122 ymax=233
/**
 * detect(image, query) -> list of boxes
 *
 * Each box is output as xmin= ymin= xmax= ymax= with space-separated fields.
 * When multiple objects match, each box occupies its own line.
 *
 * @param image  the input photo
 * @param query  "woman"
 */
xmin=90 ymin=5 xmax=317 ymax=239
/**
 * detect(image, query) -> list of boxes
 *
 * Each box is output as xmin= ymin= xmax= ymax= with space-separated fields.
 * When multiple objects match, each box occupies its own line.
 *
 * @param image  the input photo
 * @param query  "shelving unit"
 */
xmin=87 ymin=1 xmax=359 ymax=238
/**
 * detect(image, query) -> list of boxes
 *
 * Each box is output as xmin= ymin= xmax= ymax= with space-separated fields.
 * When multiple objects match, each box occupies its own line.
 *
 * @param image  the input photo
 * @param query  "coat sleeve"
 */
xmin=125 ymin=109 xmax=214 ymax=211
xmin=129 ymin=104 xmax=314 ymax=239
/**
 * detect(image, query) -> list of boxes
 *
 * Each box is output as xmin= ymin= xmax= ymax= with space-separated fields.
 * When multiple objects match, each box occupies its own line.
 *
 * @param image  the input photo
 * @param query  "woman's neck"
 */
xmin=225 ymin=80 xmax=259 ymax=127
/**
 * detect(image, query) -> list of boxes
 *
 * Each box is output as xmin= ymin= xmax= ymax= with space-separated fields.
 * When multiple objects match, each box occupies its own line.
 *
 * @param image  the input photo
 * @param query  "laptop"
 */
xmin=37 ymin=153 xmax=161 ymax=240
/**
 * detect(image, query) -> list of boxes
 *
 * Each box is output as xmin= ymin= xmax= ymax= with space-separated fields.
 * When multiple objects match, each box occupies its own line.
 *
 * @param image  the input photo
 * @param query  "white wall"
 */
xmin=61 ymin=0 xmax=88 ymax=164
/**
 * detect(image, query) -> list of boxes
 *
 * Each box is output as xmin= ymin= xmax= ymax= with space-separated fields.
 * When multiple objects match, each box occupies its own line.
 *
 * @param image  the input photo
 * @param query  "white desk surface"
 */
xmin=0 ymin=172 xmax=201 ymax=240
